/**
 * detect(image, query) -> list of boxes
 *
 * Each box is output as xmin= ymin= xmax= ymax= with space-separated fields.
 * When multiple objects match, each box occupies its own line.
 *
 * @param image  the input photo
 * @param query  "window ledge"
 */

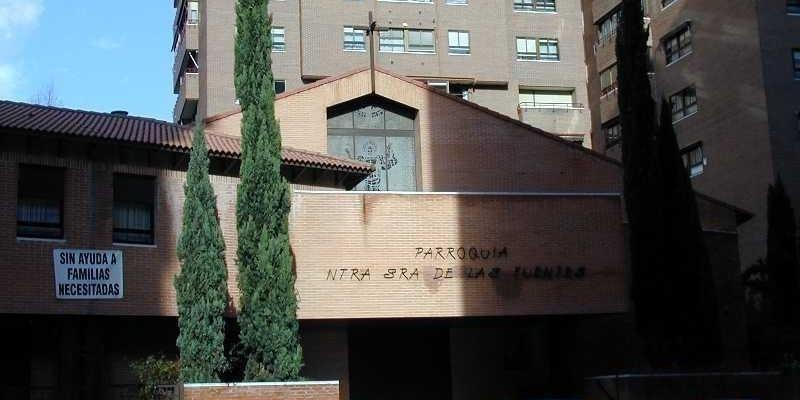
xmin=513 ymin=10 xmax=558 ymax=14
xmin=665 ymin=51 xmax=692 ymax=68
xmin=377 ymin=0 xmax=434 ymax=3
xmin=516 ymin=59 xmax=560 ymax=63
xmin=379 ymin=50 xmax=436 ymax=55
xmin=448 ymin=52 xmax=471 ymax=56
xmin=272 ymin=50 xmax=286 ymax=53
xmin=672 ymin=111 xmax=697 ymax=125
xmin=520 ymin=106 xmax=585 ymax=110
xmin=343 ymin=49 xmax=367 ymax=53
xmin=17 ymin=237 xmax=66 ymax=244
xmin=113 ymin=242 xmax=157 ymax=249
xmin=445 ymin=2 xmax=469 ymax=5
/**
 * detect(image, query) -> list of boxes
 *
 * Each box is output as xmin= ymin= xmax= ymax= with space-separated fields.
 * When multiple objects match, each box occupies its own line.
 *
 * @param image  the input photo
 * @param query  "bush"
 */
xmin=130 ymin=355 xmax=180 ymax=400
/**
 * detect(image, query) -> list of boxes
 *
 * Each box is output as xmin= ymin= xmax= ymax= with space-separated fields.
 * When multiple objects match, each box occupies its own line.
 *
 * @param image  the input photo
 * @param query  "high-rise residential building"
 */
xmin=172 ymin=0 xmax=799 ymax=269
xmin=171 ymin=0 xmax=593 ymax=145
xmin=583 ymin=0 xmax=800 ymax=268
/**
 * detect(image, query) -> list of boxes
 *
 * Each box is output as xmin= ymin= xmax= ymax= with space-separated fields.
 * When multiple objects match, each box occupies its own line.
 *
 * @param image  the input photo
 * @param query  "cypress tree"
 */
xmin=765 ymin=177 xmax=800 ymax=327
xmin=655 ymin=99 xmax=721 ymax=367
xmin=616 ymin=0 xmax=667 ymax=366
xmin=617 ymin=0 xmax=721 ymax=368
xmin=174 ymin=120 xmax=230 ymax=382
xmin=234 ymin=0 xmax=303 ymax=381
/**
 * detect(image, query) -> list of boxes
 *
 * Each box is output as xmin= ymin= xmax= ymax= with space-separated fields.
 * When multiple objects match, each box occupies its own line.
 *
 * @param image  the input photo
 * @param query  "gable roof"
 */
xmin=0 ymin=100 xmax=373 ymax=175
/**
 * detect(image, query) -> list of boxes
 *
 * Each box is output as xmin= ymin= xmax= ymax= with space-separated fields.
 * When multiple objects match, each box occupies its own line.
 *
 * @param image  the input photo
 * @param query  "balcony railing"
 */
xmin=518 ymin=102 xmax=584 ymax=109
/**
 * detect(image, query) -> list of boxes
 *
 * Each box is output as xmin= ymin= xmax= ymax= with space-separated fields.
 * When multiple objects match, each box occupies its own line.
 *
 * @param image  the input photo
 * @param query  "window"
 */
xmin=516 ymin=38 xmax=558 ymax=61
xmin=274 ymin=80 xmax=286 ymax=94
xmin=327 ymin=99 xmax=417 ymax=191
xmin=793 ymin=49 xmax=800 ymax=79
xmin=681 ymin=142 xmax=705 ymax=177
xmin=407 ymin=29 xmax=435 ymax=53
xmin=380 ymin=29 xmax=405 ymax=53
xmin=790 ymin=0 xmax=800 ymax=14
xmin=514 ymin=0 xmax=557 ymax=12
xmin=271 ymin=26 xmax=286 ymax=52
xmin=597 ymin=8 xmax=621 ymax=44
xmin=519 ymin=89 xmax=576 ymax=108
xmin=662 ymin=0 xmax=678 ymax=7
xmin=448 ymin=31 xmax=470 ymax=55
xmin=446 ymin=0 xmax=468 ymax=4
xmin=427 ymin=81 xmax=449 ymax=93
xmin=664 ymin=24 xmax=692 ymax=65
xmin=600 ymin=64 xmax=618 ymax=95
xmin=344 ymin=26 xmax=367 ymax=51
xmin=670 ymin=86 xmax=698 ymax=122
xmin=603 ymin=119 xmax=621 ymax=147
xmin=516 ymin=37 xmax=559 ymax=61
xmin=113 ymin=174 xmax=155 ymax=245
xmin=379 ymin=29 xmax=435 ymax=53
xmin=187 ymin=1 xmax=199 ymax=24
xmin=17 ymin=165 xmax=64 ymax=239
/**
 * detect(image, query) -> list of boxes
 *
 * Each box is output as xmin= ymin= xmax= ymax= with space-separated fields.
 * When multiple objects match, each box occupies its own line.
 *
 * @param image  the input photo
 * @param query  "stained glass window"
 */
xmin=327 ymin=99 xmax=417 ymax=191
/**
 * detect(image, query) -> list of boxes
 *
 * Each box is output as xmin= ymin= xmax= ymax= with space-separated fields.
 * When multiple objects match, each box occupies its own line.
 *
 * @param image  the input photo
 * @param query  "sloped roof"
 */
xmin=0 ymin=100 xmax=373 ymax=174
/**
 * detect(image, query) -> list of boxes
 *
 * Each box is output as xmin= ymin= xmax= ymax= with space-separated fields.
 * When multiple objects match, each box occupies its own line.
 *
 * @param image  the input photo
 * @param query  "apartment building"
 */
xmin=582 ymin=0 xmax=800 ymax=268
xmin=172 ymin=0 xmax=593 ymax=144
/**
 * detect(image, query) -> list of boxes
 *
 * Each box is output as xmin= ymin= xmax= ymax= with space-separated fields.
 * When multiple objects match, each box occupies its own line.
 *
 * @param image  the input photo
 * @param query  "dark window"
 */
xmin=274 ymin=80 xmax=286 ymax=94
xmin=793 ymin=49 xmax=800 ymax=79
xmin=113 ymin=174 xmax=155 ymax=245
xmin=788 ymin=0 xmax=800 ymax=14
xmin=603 ymin=119 xmax=622 ymax=147
xmin=17 ymin=165 xmax=64 ymax=239
xmin=600 ymin=63 xmax=618 ymax=95
xmin=680 ymin=142 xmax=705 ymax=177
xmin=596 ymin=8 xmax=621 ymax=44
xmin=664 ymin=25 xmax=692 ymax=65
xmin=670 ymin=86 xmax=698 ymax=122
xmin=662 ymin=0 xmax=678 ymax=7
xmin=514 ymin=0 xmax=556 ymax=12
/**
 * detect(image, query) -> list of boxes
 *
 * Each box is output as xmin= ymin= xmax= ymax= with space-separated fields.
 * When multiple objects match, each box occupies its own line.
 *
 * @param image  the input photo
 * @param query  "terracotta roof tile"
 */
xmin=0 ymin=100 xmax=373 ymax=175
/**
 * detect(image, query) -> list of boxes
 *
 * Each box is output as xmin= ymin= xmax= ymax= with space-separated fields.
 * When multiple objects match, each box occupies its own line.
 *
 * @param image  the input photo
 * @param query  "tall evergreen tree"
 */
xmin=234 ymin=0 xmax=303 ymax=381
xmin=174 ymin=120 xmax=229 ymax=382
xmin=617 ymin=0 xmax=721 ymax=368
xmin=615 ymin=0 xmax=667 ymax=365
xmin=765 ymin=177 xmax=800 ymax=327
xmin=655 ymin=99 xmax=721 ymax=367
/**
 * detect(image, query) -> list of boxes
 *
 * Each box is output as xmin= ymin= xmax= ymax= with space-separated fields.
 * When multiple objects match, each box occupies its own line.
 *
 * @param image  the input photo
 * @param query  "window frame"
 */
xmin=669 ymin=86 xmax=698 ymax=123
xmin=513 ymin=0 xmax=557 ymax=13
xmin=516 ymin=37 xmax=559 ymax=61
xmin=596 ymin=8 xmax=621 ymax=45
xmin=518 ymin=88 xmax=578 ymax=109
xmin=113 ymin=174 xmax=156 ymax=246
xmin=343 ymin=26 xmax=367 ymax=52
xmin=16 ymin=164 xmax=65 ymax=240
xmin=599 ymin=63 xmax=618 ymax=96
xmin=448 ymin=30 xmax=470 ymax=55
xmin=603 ymin=119 xmax=622 ymax=148
xmin=271 ymin=26 xmax=286 ymax=52
xmin=680 ymin=142 xmax=706 ymax=177
xmin=379 ymin=28 xmax=436 ymax=54
xmin=793 ymin=48 xmax=800 ymax=79
xmin=663 ymin=23 xmax=692 ymax=66
xmin=790 ymin=0 xmax=800 ymax=14
xmin=446 ymin=0 xmax=468 ymax=4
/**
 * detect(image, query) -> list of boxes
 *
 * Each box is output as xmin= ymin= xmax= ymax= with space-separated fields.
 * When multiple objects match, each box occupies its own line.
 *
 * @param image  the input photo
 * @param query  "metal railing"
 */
xmin=518 ymin=102 xmax=584 ymax=109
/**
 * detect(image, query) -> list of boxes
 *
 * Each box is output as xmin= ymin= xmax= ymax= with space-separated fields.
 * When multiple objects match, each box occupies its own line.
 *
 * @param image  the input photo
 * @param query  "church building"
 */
xmin=0 ymin=66 xmax=749 ymax=399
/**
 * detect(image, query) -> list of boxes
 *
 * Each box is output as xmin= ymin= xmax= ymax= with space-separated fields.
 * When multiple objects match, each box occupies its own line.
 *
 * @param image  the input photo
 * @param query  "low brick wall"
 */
xmin=182 ymin=381 xmax=339 ymax=400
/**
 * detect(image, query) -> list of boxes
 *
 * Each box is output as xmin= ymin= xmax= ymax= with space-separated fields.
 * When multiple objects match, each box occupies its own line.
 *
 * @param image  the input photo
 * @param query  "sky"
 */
xmin=0 ymin=0 xmax=175 ymax=121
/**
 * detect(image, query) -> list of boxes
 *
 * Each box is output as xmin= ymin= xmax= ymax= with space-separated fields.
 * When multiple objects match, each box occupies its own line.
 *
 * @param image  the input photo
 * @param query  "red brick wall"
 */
xmin=182 ymin=382 xmax=339 ymax=400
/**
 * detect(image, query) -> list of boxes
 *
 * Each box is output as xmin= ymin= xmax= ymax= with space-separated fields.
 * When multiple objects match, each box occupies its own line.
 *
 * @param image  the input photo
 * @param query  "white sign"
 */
xmin=53 ymin=249 xmax=123 ymax=299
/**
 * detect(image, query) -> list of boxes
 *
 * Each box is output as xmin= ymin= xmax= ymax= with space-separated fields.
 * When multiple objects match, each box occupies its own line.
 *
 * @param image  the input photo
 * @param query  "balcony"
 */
xmin=173 ymin=24 xmax=199 ymax=92
xmin=517 ymin=102 xmax=590 ymax=134
xmin=173 ymin=72 xmax=199 ymax=124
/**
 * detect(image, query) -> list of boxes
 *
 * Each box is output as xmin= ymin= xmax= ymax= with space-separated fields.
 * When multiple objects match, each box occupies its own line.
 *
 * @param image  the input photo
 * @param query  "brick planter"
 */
xmin=182 ymin=381 xmax=339 ymax=400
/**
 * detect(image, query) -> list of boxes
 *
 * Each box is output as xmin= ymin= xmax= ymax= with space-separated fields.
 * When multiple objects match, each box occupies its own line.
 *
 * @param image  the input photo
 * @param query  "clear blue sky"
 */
xmin=0 ymin=0 xmax=175 ymax=121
